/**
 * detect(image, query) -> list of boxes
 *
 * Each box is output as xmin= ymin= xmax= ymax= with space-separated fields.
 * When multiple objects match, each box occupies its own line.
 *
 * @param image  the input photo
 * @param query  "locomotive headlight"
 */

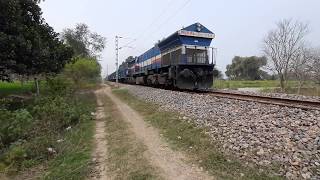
xmin=196 ymin=23 xmax=202 ymax=32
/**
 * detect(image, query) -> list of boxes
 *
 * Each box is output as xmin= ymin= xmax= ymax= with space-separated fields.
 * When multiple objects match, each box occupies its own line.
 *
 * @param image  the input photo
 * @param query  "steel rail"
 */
xmin=206 ymin=90 xmax=320 ymax=111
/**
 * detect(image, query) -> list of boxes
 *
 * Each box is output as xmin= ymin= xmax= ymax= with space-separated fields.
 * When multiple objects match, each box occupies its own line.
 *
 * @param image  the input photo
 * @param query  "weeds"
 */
xmin=0 ymin=76 xmax=97 ymax=179
xmin=213 ymin=80 xmax=301 ymax=89
xmin=43 ymin=94 xmax=95 ymax=179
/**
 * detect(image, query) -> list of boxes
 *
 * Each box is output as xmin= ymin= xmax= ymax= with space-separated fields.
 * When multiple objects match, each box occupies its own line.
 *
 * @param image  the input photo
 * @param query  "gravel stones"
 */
xmin=124 ymin=85 xmax=320 ymax=179
xmin=217 ymin=89 xmax=320 ymax=103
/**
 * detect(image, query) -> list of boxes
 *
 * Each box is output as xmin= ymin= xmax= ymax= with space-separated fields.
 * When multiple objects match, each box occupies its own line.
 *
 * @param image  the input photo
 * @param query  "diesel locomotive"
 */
xmin=108 ymin=23 xmax=216 ymax=90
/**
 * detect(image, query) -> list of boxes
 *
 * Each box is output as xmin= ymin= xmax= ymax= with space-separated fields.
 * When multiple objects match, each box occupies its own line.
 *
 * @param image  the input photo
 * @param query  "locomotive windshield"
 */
xmin=185 ymin=48 xmax=209 ymax=64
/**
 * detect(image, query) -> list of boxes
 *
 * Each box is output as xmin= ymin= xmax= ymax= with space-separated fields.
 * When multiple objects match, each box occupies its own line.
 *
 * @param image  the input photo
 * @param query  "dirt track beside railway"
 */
xmin=89 ymin=89 xmax=110 ymax=180
xmin=90 ymin=85 xmax=213 ymax=180
xmin=104 ymin=85 xmax=212 ymax=180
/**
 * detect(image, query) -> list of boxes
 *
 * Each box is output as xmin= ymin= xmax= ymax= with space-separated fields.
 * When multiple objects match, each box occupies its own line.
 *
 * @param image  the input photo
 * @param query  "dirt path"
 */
xmin=103 ymin=86 xmax=213 ymax=180
xmin=89 ymin=89 xmax=111 ymax=180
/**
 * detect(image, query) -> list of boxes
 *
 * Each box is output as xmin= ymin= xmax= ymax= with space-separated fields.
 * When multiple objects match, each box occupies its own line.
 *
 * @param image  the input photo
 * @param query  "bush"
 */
xmin=31 ymin=96 xmax=82 ymax=132
xmin=45 ymin=75 xmax=75 ymax=96
xmin=0 ymin=143 xmax=27 ymax=172
xmin=0 ymin=92 xmax=95 ymax=173
xmin=0 ymin=65 xmax=98 ymax=175
xmin=0 ymin=98 xmax=28 ymax=111
xmin=63 ymin=57 xmax=101 ymax=87
xmin=0 ymin=109 xmax=33 ymax=148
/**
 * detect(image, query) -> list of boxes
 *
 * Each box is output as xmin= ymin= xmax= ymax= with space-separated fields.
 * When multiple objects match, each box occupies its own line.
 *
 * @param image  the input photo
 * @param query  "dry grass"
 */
xmin=101 ymin=93 xmax=160 ymax=180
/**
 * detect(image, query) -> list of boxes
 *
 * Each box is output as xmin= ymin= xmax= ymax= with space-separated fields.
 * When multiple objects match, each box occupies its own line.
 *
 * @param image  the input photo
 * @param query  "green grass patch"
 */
xmin=42 ymin=92 xmax=96 ymax=180
xmin=214 ymin=80 xmax=320 ymax=96
xmin=101 ymin=93 xmax=160 ymax=180
xmin=261 ymin=86 xmax=320 ymax=96
xmin=113 ymin=89 xmax=283 ymax=180
xmin=0 ymin=81 xmax=34 ymax=97
xmin=0 ymin=91 xmax=96 ymax=180
xmin=213 ymin=80 xmax=311 ymax=89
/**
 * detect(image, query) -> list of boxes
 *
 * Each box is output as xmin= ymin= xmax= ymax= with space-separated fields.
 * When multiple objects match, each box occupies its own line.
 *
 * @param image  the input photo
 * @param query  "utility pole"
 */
xmin=105 ymin=63 xmax=108 ymax=83
xmin=106 ymin=64 xmax=108 ymax=79
xmin=115 ymin=35 xmax=123 ymax=85
xmin=115 ymin=36 xmax=134 ymax=86
xmin=115 ymin=36 xmax=119 ymax=84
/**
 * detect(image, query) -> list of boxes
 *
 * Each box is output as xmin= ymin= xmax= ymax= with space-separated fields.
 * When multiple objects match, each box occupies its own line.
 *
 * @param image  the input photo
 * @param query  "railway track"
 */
xmin=207 ymin=90 xmax=320 ymax=111
xmin=110 ymin=82 xmax=320 ymax=111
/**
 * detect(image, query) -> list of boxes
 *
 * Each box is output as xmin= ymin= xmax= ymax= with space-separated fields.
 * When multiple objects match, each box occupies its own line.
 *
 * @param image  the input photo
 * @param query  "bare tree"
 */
xmin=263 ymin=19 xmax=309 ymax=91
xmin=290 ymin=47 xmax=313 ymax=94
xmin=310 ymin=49 xmax=320 ymax=84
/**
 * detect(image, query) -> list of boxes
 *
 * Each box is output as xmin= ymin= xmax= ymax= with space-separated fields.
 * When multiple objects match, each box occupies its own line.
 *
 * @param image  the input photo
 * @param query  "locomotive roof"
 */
xmin=136 ymin=22 xmax=214 ymax=62
xmin=157 ymin=22 xmax=215 ymax=51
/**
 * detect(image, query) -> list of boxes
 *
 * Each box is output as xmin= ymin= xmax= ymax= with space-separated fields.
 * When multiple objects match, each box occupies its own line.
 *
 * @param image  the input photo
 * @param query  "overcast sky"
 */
xmin=40 ymin=0 xmax=320 ymax=77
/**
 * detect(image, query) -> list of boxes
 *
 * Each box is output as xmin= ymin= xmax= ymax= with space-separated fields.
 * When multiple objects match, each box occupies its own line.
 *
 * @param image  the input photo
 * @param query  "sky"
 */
xmin=40 ymin=0 xmax=320 ymax=77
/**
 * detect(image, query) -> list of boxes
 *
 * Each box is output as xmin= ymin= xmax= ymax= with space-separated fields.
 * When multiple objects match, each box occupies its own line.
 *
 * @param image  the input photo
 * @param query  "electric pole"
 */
xmin=115 ymin=36 xmax=133 ymax=85
xmin=115 ymin=36 xmax=120 ymax=84
xmin=105 ymin=63 xmax=108 ymax=82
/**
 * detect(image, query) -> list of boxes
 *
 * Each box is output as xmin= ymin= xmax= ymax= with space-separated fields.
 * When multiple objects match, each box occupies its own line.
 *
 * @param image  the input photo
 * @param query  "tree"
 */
xmin=34 ymin=0 xmax=44 ymax=3
xmin=225 ymin=56 xmax=268 ymax=80
xmin=290 ymin=47 xmax=313 ymax=94
xmin=0 ymin=0 xmax=73 ymax=83
xmin=64 ymin=57 xmax=101 ymax=87
xmin=62 ymin=23 xmax=106 ymax=58
xmin=310 ymin=49 xmax=320 ymax=84
xmin=213 ymin=67 xmax=224 ymax=79
xmin=263 ymin=19 xmax=308 ymax=91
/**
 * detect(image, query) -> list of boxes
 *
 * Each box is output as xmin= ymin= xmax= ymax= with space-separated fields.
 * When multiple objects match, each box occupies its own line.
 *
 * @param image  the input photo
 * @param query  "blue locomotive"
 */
xmin=108 ymin=23 xmax=216 ymax=90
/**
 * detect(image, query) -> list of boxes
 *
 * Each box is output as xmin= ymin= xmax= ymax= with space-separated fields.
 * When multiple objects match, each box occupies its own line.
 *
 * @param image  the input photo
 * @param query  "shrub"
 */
xmin=0 ymin=141 xmax=29 ymax=172
xmin=45 ymin=75 xmax=75 ymax=96
xmin=31 ymin=96 xmax=81 ymax=132
xmin=0 ymin=94 xmax=94 ymax=172
xmin=3 ymin=144 xmax=27 ymax=167
xmin=0 ymin=67 xmax=98 ymax=174
xmin=0 ymin=98 xmax=27 ymax=111
xmin=0 ymin=109 xmax=33 ymax=148
xmin=63 ymin=57 xmax=101 ymax=87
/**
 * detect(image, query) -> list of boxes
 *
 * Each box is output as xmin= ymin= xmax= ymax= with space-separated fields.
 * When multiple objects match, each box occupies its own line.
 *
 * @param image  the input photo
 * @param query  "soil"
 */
xmin=88 ymin=89 xmax=111 ymax=180
xmin=103 ymin=85 xmax=213 ymax=180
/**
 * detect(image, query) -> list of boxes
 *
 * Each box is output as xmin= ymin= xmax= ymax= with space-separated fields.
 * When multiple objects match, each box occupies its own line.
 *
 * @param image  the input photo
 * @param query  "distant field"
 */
xmin=0 ymin=81 xmax=33 ymax=97
xmin=213 ymin=80 xmax=320 ymax=96
xmin=213 ymin=80 xmax=307 ymax=89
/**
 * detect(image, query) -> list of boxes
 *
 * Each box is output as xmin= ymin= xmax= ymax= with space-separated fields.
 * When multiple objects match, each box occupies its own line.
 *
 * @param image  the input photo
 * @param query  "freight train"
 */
xmin=108 ymin=23 xmax=216 ymax=90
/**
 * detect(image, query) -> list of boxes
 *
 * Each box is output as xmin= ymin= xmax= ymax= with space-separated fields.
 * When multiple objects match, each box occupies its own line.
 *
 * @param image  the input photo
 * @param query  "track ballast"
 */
xmin=205 ymin=90 xmax=320 ymax=111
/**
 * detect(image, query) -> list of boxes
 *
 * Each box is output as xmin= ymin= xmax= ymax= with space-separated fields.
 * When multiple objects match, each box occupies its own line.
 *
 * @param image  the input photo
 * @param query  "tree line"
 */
xmin=0 ymin=0 xmax=106 ymax=92
xmin=221 ymin=19 xmax=320 ymax=92
xmin=0 ymin=0 xmax=106 ymax=176
xmin=0 ymin=0 xmax=73 ymax=81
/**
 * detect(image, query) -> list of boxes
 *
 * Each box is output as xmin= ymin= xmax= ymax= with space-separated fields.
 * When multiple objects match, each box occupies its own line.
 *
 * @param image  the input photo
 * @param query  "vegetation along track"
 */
xmin=205 ymin=90 xmax=320 ymax=111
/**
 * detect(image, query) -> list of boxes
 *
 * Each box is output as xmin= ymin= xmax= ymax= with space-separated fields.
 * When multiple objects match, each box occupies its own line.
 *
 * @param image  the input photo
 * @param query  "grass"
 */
xmin=261 ymin=86 xmax=320 ymax=96
xmin=0 ymin=81 xmax=34 ymax=97
xmin=0 ymin=91 xmax=97 ymax=180
xmin=213 ymin=80 xmax=301 ymax=89
xmin=214 ymin=80 xmax=320 ymax=96
xmin=101 ymin=92 xmax=160 ymax=180
xmin=43 ymin=119 xmax=94 ymax=180
xmin=113 ymin=89 xmax=283 ymax=180
xmin=42 ymin=92 xmax=96 ymax=180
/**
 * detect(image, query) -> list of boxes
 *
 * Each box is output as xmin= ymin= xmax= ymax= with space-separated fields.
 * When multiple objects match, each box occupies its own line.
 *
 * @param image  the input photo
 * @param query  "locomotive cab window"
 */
xmin=186 ymin=48 xmax=209 ymax=64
